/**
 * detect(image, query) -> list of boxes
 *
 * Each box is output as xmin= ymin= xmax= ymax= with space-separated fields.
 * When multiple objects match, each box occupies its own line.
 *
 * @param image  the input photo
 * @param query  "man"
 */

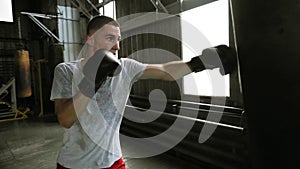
xmin=51 ymin=15 xmax=235 ymax=169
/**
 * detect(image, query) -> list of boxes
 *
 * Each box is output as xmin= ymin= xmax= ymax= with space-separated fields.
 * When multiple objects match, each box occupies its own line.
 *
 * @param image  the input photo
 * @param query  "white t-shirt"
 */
xmin=50 ymin=58 xmax=147 ymax=169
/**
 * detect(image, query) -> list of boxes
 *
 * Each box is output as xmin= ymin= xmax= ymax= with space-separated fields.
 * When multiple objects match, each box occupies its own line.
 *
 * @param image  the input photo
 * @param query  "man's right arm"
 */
xmin=55 ymin=91 xmax=90 ymax=128
xmin=55 ymin=49 xmax=121 ymax=128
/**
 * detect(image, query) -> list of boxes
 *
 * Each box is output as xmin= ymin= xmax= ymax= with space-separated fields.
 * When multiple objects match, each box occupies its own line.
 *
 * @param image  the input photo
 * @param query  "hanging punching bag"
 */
xmin=233 ymin=0 xmax=300 ymax=168
xmin=15 ymin=49 xmax=32 ymax=98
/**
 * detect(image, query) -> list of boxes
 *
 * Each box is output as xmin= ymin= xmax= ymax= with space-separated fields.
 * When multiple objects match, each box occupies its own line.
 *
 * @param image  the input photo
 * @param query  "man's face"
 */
xmin=89 ymin=24 xmax=121 ymax=56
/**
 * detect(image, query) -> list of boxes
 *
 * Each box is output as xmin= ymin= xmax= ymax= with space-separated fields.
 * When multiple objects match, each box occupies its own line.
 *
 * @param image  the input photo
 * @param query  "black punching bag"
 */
xmin=233 ymin=0 xmax=300 ymax=168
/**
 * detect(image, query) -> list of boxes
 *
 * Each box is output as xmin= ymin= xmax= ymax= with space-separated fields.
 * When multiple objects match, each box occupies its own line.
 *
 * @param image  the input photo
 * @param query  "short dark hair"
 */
xmin=87 ymin=15 xmax=120 ymax=35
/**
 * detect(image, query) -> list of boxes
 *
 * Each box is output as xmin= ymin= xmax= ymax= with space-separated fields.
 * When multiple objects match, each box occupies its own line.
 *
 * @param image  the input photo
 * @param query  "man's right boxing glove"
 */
xmin=187 ymin=45 xmax=237 ymax=75
xmin=78 ymin=49 xmax=121 ymax=98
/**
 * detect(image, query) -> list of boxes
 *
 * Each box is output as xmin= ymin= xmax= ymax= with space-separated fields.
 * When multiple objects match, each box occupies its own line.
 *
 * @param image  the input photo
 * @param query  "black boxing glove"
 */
xmin=78 ymin=49 xmax=121 ymax=98
xmin=187 ymin=45 xmax=237 ymax=75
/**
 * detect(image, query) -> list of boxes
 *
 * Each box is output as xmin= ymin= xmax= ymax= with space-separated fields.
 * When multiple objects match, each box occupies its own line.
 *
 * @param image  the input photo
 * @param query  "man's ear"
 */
xmin=86 ymin=35 xmax=94 ymax=46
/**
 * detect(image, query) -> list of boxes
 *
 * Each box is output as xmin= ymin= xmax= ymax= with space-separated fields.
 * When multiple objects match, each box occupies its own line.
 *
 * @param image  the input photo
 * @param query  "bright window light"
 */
xmin=181 ymin=0 xmax=229 ymax=97
xmin=0 ymin=0 xmax=13 ymax=22
xmin=104 ymin=1 xmax=115 ymax=19
xmin=99 ymin=0 xmax=116 ymax=19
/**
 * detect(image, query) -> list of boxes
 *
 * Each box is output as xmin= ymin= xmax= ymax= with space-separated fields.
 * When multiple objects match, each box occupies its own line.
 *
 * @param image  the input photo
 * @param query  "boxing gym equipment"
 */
xmin=15 ymin=49 xmax=32 ymax=98
xmin=0 ymin=78 xmax=30 ymax=123
xmin=0 ymin=49 xmax=32 ymax=123
xmin=233 ymin=0 xmax=300 ymax=168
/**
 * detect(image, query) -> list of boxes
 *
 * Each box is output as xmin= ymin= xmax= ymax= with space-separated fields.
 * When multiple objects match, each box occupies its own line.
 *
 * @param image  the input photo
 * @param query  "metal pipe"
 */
xmin=35 ymin=59 xmax=48 ymax=117
xmin=126 ymin=105 xmax=244 ymax=131
xmin=150 ymin=0 xmax=159 ymax=10
xmin=150 ymin=0 xmax=169 ymax=13
xmin=157 ymin=0 xmax=169 ymax=13
xmin=0 ymin=78 xmax=15 ymax=95
xmin=67 ymin=0 xmax=92 ymax=19
xmin=11 ymin=76 xmax=17 ymax=111
xmin=21 ymin=11 xmax=78 ymax=21
xmin=21 ymin=12 xmax=61 ymax=42
xmin=17 ymin=16 xmax=22 ymax=40
xmin=86 ymin=0 xmax=100 ymax=14
xmin=229 ymin=0 xmax=243 ymax=95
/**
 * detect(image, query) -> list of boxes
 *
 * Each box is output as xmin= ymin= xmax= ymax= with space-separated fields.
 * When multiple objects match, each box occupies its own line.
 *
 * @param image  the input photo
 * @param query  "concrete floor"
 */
xmin=0 ymin=120 xmax=199 ymax=169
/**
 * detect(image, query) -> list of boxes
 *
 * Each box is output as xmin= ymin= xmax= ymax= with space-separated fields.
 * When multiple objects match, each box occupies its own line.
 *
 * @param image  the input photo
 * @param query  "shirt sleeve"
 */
xmin=50 ymin=63 xmax=73 ymax=100
xmin=122 ymin=58 xmax=147 ymax=83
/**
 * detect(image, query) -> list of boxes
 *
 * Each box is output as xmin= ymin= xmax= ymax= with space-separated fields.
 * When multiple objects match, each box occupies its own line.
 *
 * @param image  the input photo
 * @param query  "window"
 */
xmin=0 ymin=0 xmax=13 ymax=22
xmin=181 ymin=0 xmax=229 ymax=96
xmin=57 ymin=6 xmax=81 ymax=62
xmin=99 ymin=0 xmax=116 ymax=19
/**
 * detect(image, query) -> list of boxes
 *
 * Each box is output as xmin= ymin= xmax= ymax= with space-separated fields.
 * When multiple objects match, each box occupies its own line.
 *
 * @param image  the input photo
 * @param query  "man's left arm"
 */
xmin=139 ymin=45 xmax=237 ymax=81
xmin=140 ymin=61 xmax=191 ymax=81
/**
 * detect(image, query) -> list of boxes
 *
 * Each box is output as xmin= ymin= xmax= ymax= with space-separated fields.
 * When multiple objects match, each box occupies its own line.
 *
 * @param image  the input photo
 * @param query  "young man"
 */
xmin=51 ymin=15 xmax=235 ymax=169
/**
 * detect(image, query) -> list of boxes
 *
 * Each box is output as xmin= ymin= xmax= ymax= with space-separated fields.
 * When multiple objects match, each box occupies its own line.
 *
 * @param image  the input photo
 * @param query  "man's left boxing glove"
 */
xmin=187 ymin=45 xmax=237 ymax=75
xmin=78 ymin=49 xmax=121 ymax=98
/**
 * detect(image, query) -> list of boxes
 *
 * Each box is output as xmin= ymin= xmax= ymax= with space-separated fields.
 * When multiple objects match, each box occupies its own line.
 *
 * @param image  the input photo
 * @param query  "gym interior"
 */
xmin=0 ymin=0 xmax=299 ymax=169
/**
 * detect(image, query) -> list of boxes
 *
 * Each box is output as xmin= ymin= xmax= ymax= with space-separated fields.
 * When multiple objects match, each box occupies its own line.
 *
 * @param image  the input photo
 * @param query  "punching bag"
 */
xmin=233 ymin=0 xmax=300 ymax=168
xmin=15 ymin=49 xmax=32 ymax=98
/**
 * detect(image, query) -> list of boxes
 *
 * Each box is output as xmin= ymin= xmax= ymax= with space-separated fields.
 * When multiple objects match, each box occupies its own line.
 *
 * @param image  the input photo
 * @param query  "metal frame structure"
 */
xmin=21 ymin=12 xmax=61 ymax=42
xmin=0 ymin=77 xmax=30 ymax=122
xmin=150 ymin=0 xmax=169 ymax=13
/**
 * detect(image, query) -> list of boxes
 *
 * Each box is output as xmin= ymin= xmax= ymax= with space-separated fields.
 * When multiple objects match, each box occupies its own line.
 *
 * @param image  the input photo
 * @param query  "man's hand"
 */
xmin=187 ymin=45 xmax=237 ymax=75
xmin=78 ymin=49 xmax=121 ymax=98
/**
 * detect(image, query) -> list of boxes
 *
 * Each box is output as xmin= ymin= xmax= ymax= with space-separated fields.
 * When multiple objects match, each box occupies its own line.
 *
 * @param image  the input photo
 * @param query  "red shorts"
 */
xmin=57 ymin=158 xmax=126 ymax=169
